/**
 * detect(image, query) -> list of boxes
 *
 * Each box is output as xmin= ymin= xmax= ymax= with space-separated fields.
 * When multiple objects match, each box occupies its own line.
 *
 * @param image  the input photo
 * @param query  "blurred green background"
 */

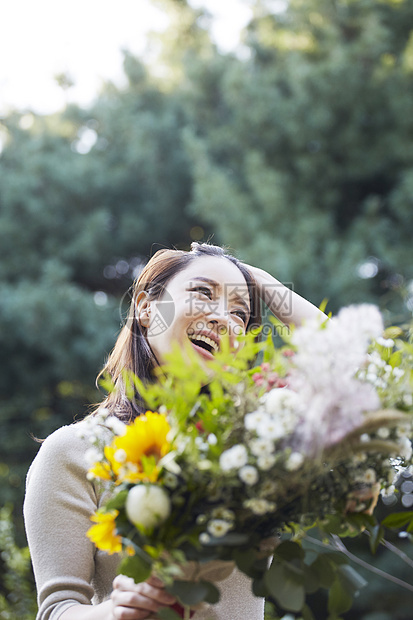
xmin=1 ymin=0 xmax=413 ymax=617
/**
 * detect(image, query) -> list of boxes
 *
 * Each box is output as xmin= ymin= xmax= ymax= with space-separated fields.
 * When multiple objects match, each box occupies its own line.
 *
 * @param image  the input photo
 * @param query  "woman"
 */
xmin=24 ymin=243 xmax=326 ymax=620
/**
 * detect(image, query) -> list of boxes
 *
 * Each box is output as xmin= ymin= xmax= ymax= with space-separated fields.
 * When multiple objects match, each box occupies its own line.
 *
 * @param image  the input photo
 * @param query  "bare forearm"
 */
xmin=247 ymin=265 xmax=327 ymax=326
xmin=59 ymin=600 xmax=112 ymax=620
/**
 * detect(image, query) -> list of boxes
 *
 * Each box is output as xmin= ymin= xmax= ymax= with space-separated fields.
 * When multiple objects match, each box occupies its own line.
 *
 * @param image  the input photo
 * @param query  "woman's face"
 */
xmin=138 ymin=256 xmax=251 ymax=365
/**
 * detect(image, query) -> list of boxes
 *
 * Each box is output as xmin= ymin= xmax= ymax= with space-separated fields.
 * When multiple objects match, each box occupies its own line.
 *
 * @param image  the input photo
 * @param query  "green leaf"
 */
xmin=156 ymin=608 xmax=182 ymax=620
xmin=252 ymin=576 xmax=268 ymax=598
xmin=118 ymin=554 xmax=152 ymax=583
xmin=274 ymin=540 xmax=305 ymax=562
xmin=233 ymin=549 xmax=256 ymax=575
xmin=336 ymin=564 xmax=367 ymax=595
xmin=382 ymin=511 xmax=413 ymax=529
xmin=106 ymin=489 xmax=128 ymax=511
xmin=303 ymin=564 xmax=320 ymax=594
xmin=264 ymin=562 xmax=305 ymax=612
xmin=201 ymin=532 xmax=249 ymax=546
xmin=202 ymin=580 xmax=221 ymax=604
xmin=311 ymin=555 xmax=336 ymax=589
xmin=328 ymin=577 xmax=353 ymax=615
xmin=368 ymin=524 xmax=384 ymax=554
xmin=168 ymin=580 xmax=210 ymax=606
xmin=302 ymin=604 xmax=316 ymax=620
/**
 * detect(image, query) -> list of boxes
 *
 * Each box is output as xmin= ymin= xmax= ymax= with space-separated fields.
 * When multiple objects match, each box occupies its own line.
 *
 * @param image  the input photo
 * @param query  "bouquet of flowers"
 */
xmin=82 ymin=305 xmax=413 ymax=619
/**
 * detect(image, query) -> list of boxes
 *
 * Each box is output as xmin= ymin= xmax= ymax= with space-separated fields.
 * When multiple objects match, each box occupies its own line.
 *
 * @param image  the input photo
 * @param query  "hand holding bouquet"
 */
xmin=83 ymin=305 xmax=413 ymax=619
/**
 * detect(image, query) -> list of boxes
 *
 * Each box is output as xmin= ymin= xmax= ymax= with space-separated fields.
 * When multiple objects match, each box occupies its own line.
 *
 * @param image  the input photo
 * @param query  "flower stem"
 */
xmin=184 ymin=605 xmax=191 ymax=620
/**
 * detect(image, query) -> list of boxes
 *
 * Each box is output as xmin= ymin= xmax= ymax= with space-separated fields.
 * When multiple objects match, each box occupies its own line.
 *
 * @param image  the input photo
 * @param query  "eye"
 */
xmin=190 ymin=286 xmax=213 ymax=298
xmin=231 ymin=308 xmax=248 ymax=324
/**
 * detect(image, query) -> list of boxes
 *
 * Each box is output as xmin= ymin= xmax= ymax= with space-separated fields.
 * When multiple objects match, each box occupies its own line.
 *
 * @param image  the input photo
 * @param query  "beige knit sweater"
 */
xmin=24 ymin=424 xmax=265 ymax=620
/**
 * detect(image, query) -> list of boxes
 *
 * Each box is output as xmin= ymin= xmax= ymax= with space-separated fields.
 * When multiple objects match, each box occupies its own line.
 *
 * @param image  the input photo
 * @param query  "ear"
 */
xmin=136 ymin=291 xmax=151 ymax=327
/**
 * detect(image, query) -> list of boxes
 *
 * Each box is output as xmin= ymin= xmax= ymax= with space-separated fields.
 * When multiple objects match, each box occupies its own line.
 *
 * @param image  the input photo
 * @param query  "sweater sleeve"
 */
xmin=23 ymin=424 xmax=117 ymax=620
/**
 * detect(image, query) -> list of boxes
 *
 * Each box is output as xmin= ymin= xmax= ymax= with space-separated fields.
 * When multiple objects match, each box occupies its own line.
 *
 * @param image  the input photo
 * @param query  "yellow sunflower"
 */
xmin=87 ymin=510 xmax=122 ymax=554
xmin=113 ymin=411 xmax=171 ymax=483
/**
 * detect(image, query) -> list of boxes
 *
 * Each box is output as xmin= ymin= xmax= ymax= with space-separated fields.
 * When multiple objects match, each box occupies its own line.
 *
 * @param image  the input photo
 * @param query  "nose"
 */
xmin=205 ymin=300 xmax=229 ymax=335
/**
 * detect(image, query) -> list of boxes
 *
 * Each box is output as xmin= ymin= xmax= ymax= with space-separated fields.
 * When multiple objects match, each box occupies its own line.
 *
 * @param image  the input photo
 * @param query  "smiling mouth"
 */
xmin=188 ymin=334 xmax=219 ymax=355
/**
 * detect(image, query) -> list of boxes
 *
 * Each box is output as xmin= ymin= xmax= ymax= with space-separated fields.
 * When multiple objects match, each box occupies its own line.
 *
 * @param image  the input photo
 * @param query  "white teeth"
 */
xmin=189 ymin=334 xmax=219 ymax=353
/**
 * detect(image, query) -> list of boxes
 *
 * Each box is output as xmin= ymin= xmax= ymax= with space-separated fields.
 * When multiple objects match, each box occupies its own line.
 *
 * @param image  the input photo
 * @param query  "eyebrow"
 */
xmin=188 ymin=277 xmax=250 ymax=314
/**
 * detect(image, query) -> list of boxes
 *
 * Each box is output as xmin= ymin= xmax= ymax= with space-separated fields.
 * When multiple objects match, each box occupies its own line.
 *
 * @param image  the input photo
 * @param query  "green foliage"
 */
xmin=182 ymin=0 xmax=413 ymax=315
xmin=0 ymin=506 xmax=37 ymax=619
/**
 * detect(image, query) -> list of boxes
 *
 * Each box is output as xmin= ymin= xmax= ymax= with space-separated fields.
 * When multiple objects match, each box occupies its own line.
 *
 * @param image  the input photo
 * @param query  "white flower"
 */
xmin=207 ymin=433 xmax=218 ymax=445
xmin=249 ymin=438 xmax=275 ymax=457
xmin=199 ymin=533 xmax=210 ymax=544
xmin=257 ymin=454 xmax=276 ymax=471
xmin=163 ymin=472 xmax=178 ymax=489
xmin=198 ymin=460 xmax=213 ymax=470
xmin=84 ymin=447 xmax=102 ymax=466
xmin=244 ymin=409 xmax=267 ymax=431
xmin=256 ymin=416 xmax=285 ymax=440
xmin=285 ymin=452 xmax=304 ymax=471
xmin=207 ymin=519 xmax=232 ymax=538
xmin=392 ymin=367 xmax=405 ymax=380
xmin=219 ymin=445 xmax=248 ymax=471
xmin=259 ymin=480 xmax=278 ymax=496
xmin=399 ymin=437 xmax=413 ymax=461
xmin=403 ymin=394 xmax=413 ymax=407
xmin=397 ymin=424 xmax=411 ymax=438
xmin=377 ymin=427 xmax=390 ymax=440
xmin=104 ymin=416 xmax=127 ymax=436
xmin=243 ymin=498 xmax=276 ymax=515
xmin=126 ymin=485 xmax=171 ymax=529
xmin=263 ymin=388 xmax=303 ymax=417
xmin=376 ymin=337 xmax=394 ymax=348
xmin=114 ymin=449 xmax=127 ymax=463
xmin=337 ymin=304 xmax=384 ymax=341
xmin=381 ymin=485 xmax=396 ymax=498
xmin=239 ymin=465 xmax=259 ymax=486
xmin=360 ymin=434 xmax=370 ymax=443
xmin=363 ymin=468 xmax=377 ymax=484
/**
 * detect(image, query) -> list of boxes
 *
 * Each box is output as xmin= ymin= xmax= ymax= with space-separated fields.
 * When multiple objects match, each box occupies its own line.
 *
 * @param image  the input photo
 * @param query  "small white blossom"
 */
xmin=263 ymin=388 xmax=303 ymax=416
xmin=104 ymin=416 xmax=127 ymax=436
xmin=199 ymin=533 xmax=210 ymax=544
xmin=244 ymin=409 xmax=267 ymax=431
xmin=376 ymin=337 xmax=394 ymax=348
xmin=353 ymin=452 xmax=367 ymax=464
xmin=381 ymin=485 xmax=396 ymax=498
xmin=114 ymin=449 xmax=127 ymax=463
xmin=163 ymin=472 xmax=178 ymax=489
xmin=256 ymin=416 xmax=285 ymax=440
xmin=403 ymin=394 xmax=413 ymax=407
xmin=257 ymin=454 xmax=276 ymax=471
xmin=207 ymin=519 xmax=232 ymax=538
xmin=249 ymin=438 xmax=275 ymax=457
xmin=126 ymin=485 xmax=171 ymax=529
xmin=285 ymin=452 xmax=304 ymax=471
xmin=198 ymin=460 xmax=213 ymax=470
xmin=377 ymin=427 xmax=390 ymax=440
xmin=84 ymin=447 xmax=102 ymax=466
xmin=397 ymin=424 xmax=411 ymax=438
xmin=239 ymin=465 xmax=259 ymax=486
xmin=211 ymin=507 xmax=235 ymax=521
xmin=363 ymin=468 xmax=377 ymax=484
xmin=360 ymin=434 xmax=370 ymax=443
xmin=259 ymin=480 xmax=278 ymax=496
xmin=219 ymin=445 xmax=248 ymax=471
xmin=207 ymin=433 xmax=218 ymax=445
xmin=399 ymin=437 xmax=413 ymax=461
xmin=243 ymin=498 xmax=276 ymax=515
xmin=392 ymin=367 xmax=405 ymax=380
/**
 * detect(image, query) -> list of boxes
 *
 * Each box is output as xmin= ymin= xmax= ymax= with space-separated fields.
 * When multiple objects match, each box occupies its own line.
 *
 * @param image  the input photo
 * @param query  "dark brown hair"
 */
xmin=95 ymin=243 xmax=261 ymax=421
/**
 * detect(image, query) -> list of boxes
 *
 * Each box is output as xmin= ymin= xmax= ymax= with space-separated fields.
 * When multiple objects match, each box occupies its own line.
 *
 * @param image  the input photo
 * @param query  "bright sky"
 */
xmin=0 ymin=0 xmax=252 ymax=115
